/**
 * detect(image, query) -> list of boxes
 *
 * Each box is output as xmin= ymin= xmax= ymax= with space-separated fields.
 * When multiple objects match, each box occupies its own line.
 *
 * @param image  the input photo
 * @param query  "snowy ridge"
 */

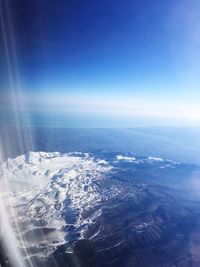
xmin=115 ymin=154 xmax=179 ymax=166
xmin=1 ymin=152 xmax=114 ymax=226
xmin=0 ymin=151 xmax=118 ymax=257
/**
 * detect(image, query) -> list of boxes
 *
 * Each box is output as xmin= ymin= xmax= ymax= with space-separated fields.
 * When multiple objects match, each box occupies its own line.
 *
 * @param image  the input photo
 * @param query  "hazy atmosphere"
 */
xmin=1 ymin=0 xmax=200 ymax=127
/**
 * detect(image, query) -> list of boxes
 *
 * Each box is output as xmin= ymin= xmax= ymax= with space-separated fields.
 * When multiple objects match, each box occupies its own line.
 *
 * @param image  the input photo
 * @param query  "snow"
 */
xmin=0 ymin=151 xmax=118 ymax=257
xmin=0 ymin=150 xmax=184 ymax=262
xmin=116 ymin=155 xmax=166 ymax=163
xmin=147 ymin=157 xmax=164 ymax=162
xmin=0 ymin=152 xmax=113 ymax=226
xmin=116 ymin=155 xmax=136 ymax=161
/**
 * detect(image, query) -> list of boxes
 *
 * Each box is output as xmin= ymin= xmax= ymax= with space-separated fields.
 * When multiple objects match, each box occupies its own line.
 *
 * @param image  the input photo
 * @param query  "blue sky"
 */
xmin=1 ymin=0 xmax=200 ymax=127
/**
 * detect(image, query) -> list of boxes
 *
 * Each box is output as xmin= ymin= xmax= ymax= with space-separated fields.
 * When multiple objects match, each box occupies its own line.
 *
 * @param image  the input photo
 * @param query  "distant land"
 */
xmin=1 ymin=127 xmax=200 ymax=165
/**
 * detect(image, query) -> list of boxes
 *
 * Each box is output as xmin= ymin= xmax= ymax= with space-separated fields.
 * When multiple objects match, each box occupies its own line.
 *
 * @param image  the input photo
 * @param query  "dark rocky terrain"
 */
xmin=45 ymin=185 xmax=200 ymax=267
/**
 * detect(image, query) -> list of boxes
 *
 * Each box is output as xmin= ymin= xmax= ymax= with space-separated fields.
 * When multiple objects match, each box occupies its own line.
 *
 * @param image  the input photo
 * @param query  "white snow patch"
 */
xmin=0 ymin=152 xmax=113 ymax=224
xmin=147 ymin=157 xmax=164 ymax=162
xmin=116 ymin=155 xmax=136 ymax=162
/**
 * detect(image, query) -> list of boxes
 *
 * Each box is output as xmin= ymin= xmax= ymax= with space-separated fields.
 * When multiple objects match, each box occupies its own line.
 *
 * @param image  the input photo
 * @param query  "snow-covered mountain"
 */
xmin=0 ymin=151 xmax=199 ymax=267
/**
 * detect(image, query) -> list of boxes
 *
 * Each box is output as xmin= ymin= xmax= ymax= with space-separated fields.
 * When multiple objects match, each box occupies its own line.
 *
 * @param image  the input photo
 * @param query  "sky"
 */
xmin=1 ymin=0 xmax=200 ymax=127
